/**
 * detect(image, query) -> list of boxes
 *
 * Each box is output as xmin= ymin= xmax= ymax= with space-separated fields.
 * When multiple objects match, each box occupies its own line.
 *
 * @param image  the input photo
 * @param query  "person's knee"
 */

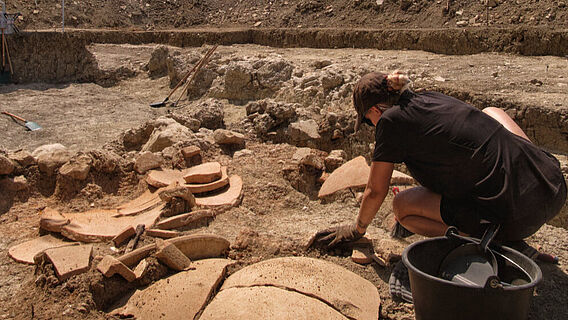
xmin=392 ymin=191 xmax=409 ymax=220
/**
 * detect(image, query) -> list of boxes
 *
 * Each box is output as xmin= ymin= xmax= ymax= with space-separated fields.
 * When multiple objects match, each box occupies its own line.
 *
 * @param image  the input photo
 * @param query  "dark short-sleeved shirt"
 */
xmin=373 ymin=91 xmax=566 ymax=226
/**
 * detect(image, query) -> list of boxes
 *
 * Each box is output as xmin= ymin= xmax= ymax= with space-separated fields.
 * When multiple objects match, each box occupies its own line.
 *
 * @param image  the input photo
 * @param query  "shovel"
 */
xmin=2 ymin=111 xmax=42 ymax=131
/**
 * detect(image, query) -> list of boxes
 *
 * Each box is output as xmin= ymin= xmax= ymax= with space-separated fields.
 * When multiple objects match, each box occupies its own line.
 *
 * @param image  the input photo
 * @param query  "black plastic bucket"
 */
xmin=402 ymin=236 xmax=542 ymax=320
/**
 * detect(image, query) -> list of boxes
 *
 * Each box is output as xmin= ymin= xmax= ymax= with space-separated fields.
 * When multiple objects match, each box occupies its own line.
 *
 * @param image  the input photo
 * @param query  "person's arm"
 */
xmin=355 ymin=161 xmax=394 ymax=234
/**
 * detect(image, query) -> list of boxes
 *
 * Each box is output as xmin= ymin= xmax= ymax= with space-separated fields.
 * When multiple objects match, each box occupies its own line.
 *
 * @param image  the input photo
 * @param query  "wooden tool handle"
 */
xmin=2 ymin=111 xmax=26 ymax=122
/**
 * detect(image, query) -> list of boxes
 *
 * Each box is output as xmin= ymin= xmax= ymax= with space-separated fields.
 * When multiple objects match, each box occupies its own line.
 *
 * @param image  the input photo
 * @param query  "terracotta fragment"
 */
xmin=113 ymin=259 xmax=233 ymax=320
xmin=185 ymin=167 xmax=229 ymax=194
xmin=181 ymin=145 xmax=201 ymax=159
xmin=112 ymin=226 xmax=136 ymax=247
xmin=391 ymin=170 xmax=415 ymax=185
xmin=8 ymin=235 xmax=79 ymax=265
xmin=118 ymin=243 xmax=157 ymax=268
xmin=183 ymin=162 xmax=222 ymax=184
xmin=221 ymin=257 xmax=380 ymax=320
xmin=146 ymin=169 xmax=185 ymax=188
xmin=115 ymin=189 xmax=163 ymax=217
xmin=97 ymin=255 xmax=136 ymax=282
xmin=155 ymin=210 xmax=214 ymax=230
xmin=39 ymin=208 xmax=70 ymax=233
xmin=351 ymin=246 xmax=374 ymax=265
xmin=156 ymin=240 xmax=192 ymax=271
xmin=200 ymin=286 xmax=348 ymax=320
xmin=194 ymin=175 xmax=243 ymax=208
xmin=146 ymin=229 xmax=180 ymax=239
xmin=166 ymin=234 xmax=230 ymax=260
xmin=60 ymin=204 xmax=164 ymax=242
xmin=44 ymin=245 xmax=93 ymax=281
xmin=318 ymin=156 xmax=370 ymax=198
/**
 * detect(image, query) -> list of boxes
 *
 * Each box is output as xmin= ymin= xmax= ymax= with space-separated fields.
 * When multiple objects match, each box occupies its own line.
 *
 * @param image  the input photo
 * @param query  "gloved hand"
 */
xmin=308 ymin=223 xmax=365 ymax=249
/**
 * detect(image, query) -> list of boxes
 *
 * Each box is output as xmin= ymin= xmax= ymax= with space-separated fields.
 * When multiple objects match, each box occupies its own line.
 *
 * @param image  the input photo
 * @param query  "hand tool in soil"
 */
xmin=438 ymin=224 xmax=501 ymax=288
xmin=150 ymin=45 xmax=218 ymax=108
xmin=172 ymin=45 xmax=218 ymax=107
xmin=1 ymin=111 xmax=42 ymax=131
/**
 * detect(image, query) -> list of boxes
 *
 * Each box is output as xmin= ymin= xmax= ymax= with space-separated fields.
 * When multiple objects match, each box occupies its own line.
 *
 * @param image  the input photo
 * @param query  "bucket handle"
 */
xmin=445 ymin=224 xmax=500 ymax=253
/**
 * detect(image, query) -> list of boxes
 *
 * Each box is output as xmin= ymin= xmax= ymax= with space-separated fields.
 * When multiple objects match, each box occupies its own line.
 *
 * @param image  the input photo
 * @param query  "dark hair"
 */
xmin=353 ymin=72 xmax=403 ymax=131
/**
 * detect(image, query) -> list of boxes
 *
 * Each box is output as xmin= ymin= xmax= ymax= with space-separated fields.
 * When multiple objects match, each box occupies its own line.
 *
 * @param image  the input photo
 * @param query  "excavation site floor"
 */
xmin=1 ymin=41 xmax=567 ymax=320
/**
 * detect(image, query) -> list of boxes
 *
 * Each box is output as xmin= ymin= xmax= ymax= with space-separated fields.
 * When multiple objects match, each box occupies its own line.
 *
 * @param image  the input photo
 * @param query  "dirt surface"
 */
xmin=0 ymin=42 xmax=567 ymax=319
xmin=10 ymin=0 xmax=568 ymax=30
xmin=1 ymin=1 xmax=568 ymax=318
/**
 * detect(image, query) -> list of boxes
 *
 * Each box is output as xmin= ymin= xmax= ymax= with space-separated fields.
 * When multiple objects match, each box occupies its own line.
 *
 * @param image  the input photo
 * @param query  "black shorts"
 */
xmin=440 ymin=177 xmax=566 ymax=241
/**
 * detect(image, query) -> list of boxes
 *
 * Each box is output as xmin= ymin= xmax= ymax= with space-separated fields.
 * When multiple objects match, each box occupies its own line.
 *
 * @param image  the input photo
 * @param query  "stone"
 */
xmin=194 ymin=175 xmax=243 ymax=208
xmin=11 ymin=175 xmax=28 ymax=191
xmin=146 ymin=229 xmax=180 ymax=239
xmin=9 ymin=150 xmax=35 ymax=167
xmin=321 ymin=71 xmax=344 ymax=91
xmin=112 ymin=226 xmax=136 ymax=247
xmin=134 ymin=152 xmax=163 ymax=174
xmin=146 ymin=169 xmax=185 ymax=188
xmin=220 ymin=257 xmax=380 ymax=320
xmin=0 ymin=154 xmax=15 ymax=175
xmin=40 ymin=208 xmax=70 ymax=232
xmin=233 ymin=149 xmax=253 ymax=158
xmin=190 ymin=99 xmax=225 ymax=130
xmin=142 ymin=120 xmax=194 ymax=153
xmin=44 ymin=245 xmax=93 ymax=281
xmin=265 ymin=101 xmax=297 ymax=121
xmin=38 ymin=149 xmax=72 ymax=176
xmin=201 ymin=286 xmax=347 ymax=320
xmin=8 ymin=235 xmax=79 ymax=264
xmin=97 ymin=255 xmax=136 ymax=282
xmin=32 ymin=143 xmax=66 ymax=158
xmin=288 ymin=120 xmax=321 ymax=141
xmin=391 ymin=170 xmax=415 ymax=185
xmin=183 ymin=162 xmax=222 ymax=183
xmin=59 ymin=154 xmax=92 ymax=180
xmin=318 ymin=156 xmax=370 ymax=198
xmin=155 ymin=210 xmax=214 ymax=230
xmin=292 ymin=148 xmax=324 ymax=170
xmin=147 ymin=45 xmax=169 ymax=78
xmin=113 ymin=259 xmax=233 ymax=319
xmin=158 ymin=181 xmax=197 ymax=206
xmin=213 ymin=129 xmax=245 ymax=146
xmin=486 ymin=0 xmax=498 ymax=8
xmin=156 ymin=240 xmax=192 ymax=271
xmin=181 ymin=145 xmax=201 ymax=159
xmin=89 ymin=150 xmax=121 ymax=173
xmin=324 ymin=149 xmax=347 ymax=172
xmin=311 ymin=60 xmax=332 ymax=69
xmin=185 ymin=166 xmax=229 ymax=194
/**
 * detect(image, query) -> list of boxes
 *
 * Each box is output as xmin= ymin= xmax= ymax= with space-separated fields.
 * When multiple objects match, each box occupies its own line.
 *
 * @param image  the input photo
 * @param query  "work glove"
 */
xmin=308 ymin=223 xmax=365 ymax=249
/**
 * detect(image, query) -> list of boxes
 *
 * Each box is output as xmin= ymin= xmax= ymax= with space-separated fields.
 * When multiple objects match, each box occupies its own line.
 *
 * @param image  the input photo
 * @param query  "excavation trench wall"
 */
xmin=5 ymin=28 xmax=568 ymax=153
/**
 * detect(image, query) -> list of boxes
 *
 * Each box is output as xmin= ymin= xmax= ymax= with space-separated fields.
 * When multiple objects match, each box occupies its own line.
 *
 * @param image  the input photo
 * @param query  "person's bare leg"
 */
xmin=392 ymin=187 xmax=448 ymax=237
xmin=483 ymin=107 xmax=531 ymax=142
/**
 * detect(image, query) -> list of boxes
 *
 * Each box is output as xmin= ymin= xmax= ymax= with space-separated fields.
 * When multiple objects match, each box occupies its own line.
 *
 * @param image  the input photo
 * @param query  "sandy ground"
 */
xmin=1 ymin=43 xmax=567 ymax=319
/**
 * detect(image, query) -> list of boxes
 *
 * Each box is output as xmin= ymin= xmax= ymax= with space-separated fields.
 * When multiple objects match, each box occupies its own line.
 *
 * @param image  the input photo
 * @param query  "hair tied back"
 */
xmin=386 ymin=70 xmax=411 ymax=94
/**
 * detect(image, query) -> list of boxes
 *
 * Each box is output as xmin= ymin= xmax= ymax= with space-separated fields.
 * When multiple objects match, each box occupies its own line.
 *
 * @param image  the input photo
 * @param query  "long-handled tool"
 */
xmin=2 ymin=111 xmax=42 ymax=131
xmin=173 ymin=45 xmax=218 ymax=106
xmin=150 ymin=45 xmax=218 ymax=108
